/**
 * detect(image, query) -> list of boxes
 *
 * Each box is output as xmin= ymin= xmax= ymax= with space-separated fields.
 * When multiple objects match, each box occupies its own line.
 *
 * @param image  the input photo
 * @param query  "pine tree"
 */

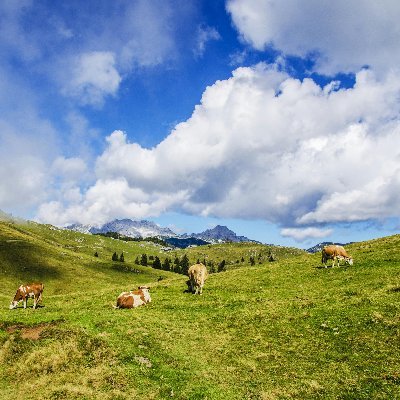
xmin=94 ymin=251 xmax=99 ymax=257
xmin=153 ymin=256 xmax=161 ymax=269
xmin=218 ymin=259 xmax=226 ymax=272
xmin=119 ymin=252 xmax=124 ymax=262
xmin=112 ymin=252 xmax=118 ymax=261
xmin=140 ymin=253 xmax=148 ymax=266
xmin=180 ymin=254 xmax=190 ymax=275
xmin=173 ymin=257 xmax=180 ymax=273
xmin=162 ymin=258 xmax=171 ymax=271
xmin=134 ymin=256 xmax=140 ymax=265
xmin=250 ymin=256 xmax=255 ymax=266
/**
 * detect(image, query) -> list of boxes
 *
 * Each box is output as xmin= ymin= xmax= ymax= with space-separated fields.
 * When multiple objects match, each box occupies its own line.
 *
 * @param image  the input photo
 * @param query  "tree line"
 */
xmin=104 ymin=249 xmax=276 ymax=275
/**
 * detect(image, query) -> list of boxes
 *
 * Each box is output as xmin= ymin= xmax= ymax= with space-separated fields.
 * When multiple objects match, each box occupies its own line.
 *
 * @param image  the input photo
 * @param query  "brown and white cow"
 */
xmin=322 ymin=245 xmax=353 ymax=267
xmin=115 ymin=286 xmax=151 ymax=309
xmin=188 ymin=263 xmax=208 ymax=295
xmin=9 ymin=282 xmax=44 ymax=310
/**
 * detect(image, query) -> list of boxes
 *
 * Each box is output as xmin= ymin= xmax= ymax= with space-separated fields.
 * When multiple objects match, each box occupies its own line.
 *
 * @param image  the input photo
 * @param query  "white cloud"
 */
xmin=37 ymin=178 xmax=188 ymax=226
xmin=280 ymin=227 xmax=333 ymax=242
xmin=52 ymin=157 xmax=88 ymax=182
xmin=64 ymin=51 xmax=121 ymax=106
xmin=0 ymin=65 xmax=60 ymax=215
xmin=194 ymin=25 xmax=221 ymax=57
xmin=226 ymin=0 xmax=400 ymax=75
xmin=118 ymin=0 xmax=178 ymax=69
xmin=37 ymin=64 xmax=400 ymax=232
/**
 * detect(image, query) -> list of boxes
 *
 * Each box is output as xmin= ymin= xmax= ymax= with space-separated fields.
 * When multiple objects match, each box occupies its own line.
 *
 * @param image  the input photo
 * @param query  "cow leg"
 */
xmin=23 ymin=297 xmax=27 ymax=309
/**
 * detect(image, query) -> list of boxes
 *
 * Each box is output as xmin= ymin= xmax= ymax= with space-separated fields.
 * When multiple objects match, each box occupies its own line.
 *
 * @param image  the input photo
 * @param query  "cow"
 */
xmin=9 ymin=282 xmax=44 ymax=310
xmin=115 ymin=286 xmax=151 ymax=309
xmin=188 ymin=263 xmax=208 ymax=295
xmin=321 ymin=245 xmax=353 ymax=268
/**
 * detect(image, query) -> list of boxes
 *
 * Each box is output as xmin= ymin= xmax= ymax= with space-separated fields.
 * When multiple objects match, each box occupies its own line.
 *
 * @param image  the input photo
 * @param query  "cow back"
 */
xmin=188 ymin=263 xmax=208 ymax=283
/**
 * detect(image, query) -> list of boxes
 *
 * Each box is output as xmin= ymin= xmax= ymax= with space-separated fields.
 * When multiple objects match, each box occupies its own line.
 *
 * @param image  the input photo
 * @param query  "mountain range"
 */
xmin=66 ymin=219 xmax=257 ymax=246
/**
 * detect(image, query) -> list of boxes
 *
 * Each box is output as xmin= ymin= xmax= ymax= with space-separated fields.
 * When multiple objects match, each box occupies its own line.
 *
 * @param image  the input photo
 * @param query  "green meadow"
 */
xmin=0 ymin=220 xmax=400 ymax=399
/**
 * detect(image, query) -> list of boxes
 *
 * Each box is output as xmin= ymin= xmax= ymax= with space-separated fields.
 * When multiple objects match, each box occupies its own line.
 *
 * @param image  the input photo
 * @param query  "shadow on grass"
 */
xmin=0 ymin=239 xmax=62 ymax=281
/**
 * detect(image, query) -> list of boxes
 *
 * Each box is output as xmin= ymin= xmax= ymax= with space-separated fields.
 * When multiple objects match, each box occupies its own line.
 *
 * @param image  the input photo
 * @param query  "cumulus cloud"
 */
xmin=226 ymin=0 xmax=400 ymax=75
xmin=37 ymin=64 xmax=400 ymax=239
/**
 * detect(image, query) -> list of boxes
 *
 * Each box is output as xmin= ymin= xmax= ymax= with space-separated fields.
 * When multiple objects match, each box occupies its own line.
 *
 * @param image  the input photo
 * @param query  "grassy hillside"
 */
xmin=1 ymin=221 xmax=400 ymax=399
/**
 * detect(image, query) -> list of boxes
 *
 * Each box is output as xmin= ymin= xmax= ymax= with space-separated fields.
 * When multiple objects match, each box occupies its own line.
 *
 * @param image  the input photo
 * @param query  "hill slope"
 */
xmin=1 ymin=222 xmax=400 ymax=399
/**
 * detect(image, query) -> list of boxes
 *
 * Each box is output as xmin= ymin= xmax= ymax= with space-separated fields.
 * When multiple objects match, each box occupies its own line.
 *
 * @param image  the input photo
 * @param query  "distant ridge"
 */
xmin=66 ymin=219 xmax=176 ymax=238
xmin=182 ymin=224 xmax=259 ymax=244
xmin=66 ymin=220 xmax=259 ymax=247
xmin=307 ymin=241 xmax=354 ymax=254
xmin=163 ymin=237 xmax=210 ymax=249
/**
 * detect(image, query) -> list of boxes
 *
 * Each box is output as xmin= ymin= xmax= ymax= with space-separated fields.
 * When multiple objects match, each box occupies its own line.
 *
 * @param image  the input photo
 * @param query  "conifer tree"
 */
xmin=153 ymin=256 xmax=161 ymax=269
xmin=180 ymin=254 xmax=190 ymax=275
xmin=140 ymin=253 xmax=148 ymax=266
xmin=162 ymin=258 xmax=171 ymax=271
xmin=218 ymin=259 xmax=226 ymax=272
xmin=119 ymin=252 xmax=124 ymax=262
xmin=173 ymin=257 xmax=180 ymax=273
xmin=112 ymin=252 xmax=118 ymax=261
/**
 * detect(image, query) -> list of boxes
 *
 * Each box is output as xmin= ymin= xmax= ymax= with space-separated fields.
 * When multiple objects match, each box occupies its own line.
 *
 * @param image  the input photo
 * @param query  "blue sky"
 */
xmin=1 ymin=0 xmax=400 ymax=248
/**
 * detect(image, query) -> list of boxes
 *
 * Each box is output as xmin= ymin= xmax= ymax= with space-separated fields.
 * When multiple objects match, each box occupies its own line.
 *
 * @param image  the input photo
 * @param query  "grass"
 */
xmin=0 ymin=221 xmax=400 ymax=399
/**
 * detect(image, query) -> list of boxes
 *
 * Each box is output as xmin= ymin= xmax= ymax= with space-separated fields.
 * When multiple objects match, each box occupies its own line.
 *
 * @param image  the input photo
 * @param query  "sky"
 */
xmin=1 ymin=0 xmax=400 ymax=249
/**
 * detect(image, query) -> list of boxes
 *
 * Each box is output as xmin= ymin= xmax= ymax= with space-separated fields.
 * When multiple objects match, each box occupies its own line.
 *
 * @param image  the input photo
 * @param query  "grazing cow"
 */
xmin=9 ymin=282 xmax=44 ymax=310
xmin=188 ymin=263 xmax=208 ymax=295
xmin=115 ymin=286 xmax=151 ymax=309
xmin=322 ymin=245 xmax=353 ymax=267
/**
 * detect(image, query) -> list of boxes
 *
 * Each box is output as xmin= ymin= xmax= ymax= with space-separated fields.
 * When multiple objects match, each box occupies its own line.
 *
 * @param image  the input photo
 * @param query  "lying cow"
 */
xmin=9 ymin=282 xmax=44 ymax=310
xmin=188 ymin=263 xmax=208 ymax=295
xmin=115 ymin=286 xmax=151 ymax=309
xmin=322 ymin=245 xmax=353 ymax=267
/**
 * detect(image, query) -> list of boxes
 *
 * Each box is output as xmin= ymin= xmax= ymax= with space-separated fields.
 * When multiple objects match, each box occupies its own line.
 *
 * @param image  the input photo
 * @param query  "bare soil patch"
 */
xmin=5 ymin=322 xmax=54 ymax=340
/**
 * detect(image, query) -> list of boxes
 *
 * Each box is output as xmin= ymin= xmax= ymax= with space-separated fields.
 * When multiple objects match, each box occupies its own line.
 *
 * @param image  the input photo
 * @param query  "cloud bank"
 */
xmin=226 ymin=0 xmax=400 ymax=75
xmin=37 ymin=64 xmax=400 ymax=239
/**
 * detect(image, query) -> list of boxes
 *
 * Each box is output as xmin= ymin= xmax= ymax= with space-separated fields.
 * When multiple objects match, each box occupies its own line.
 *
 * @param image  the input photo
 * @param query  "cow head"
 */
xmin=9 ymin=289 xmax=22 ymax=309
xmin=346 ymin=257 xmax=354 ymax=266
xmin=138 ymin=286 xmax=151 ymax=303
xmin=9 ymin=301 xmax=19 ymax=310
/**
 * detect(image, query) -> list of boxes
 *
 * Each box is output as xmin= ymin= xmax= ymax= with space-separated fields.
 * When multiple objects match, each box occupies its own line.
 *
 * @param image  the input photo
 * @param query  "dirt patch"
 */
xmin=6 ymin=322 xmax=54 ymax=340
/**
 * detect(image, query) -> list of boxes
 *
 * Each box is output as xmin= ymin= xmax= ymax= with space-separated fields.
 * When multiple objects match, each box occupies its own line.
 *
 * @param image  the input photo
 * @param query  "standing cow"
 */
xmin=322 ymin=245 xmax=353 ymax=267
xmin=9 ymin=282 xmax=44 ymax=310
xmin=188 ymin=263 xmax=208 ymax=295
xmin=115 ymin=286 xmax=151 ymax=309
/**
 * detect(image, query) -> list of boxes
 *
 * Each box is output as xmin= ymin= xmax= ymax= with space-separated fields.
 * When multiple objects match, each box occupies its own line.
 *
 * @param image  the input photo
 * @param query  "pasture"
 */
xmin=0 ymin=221 xmax=400 ymax=399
